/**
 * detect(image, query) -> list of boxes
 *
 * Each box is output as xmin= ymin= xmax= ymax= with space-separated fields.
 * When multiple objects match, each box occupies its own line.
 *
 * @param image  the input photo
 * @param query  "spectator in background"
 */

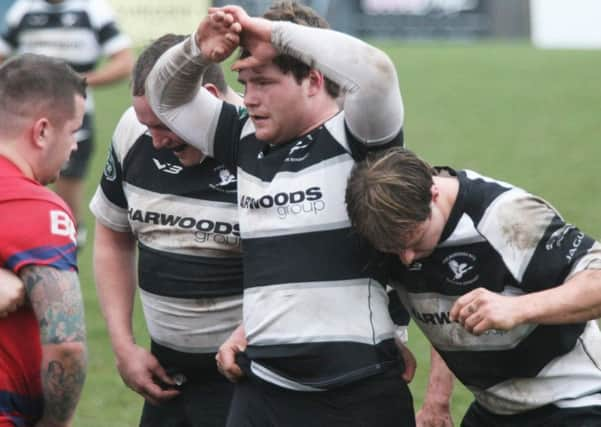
xmin=90 ymin=34 xmax=244 ymax=427
xmin=346 ymin=147 xmax=601 ymax=427
xmin=0 ymin=0 xmax=134 ymax=249
xmin=0 ymin=54 xmax=88 ymax=427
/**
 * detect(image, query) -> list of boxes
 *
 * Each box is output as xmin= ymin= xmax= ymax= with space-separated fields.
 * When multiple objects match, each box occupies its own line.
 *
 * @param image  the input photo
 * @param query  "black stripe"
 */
xmin=238 ymin=126 xmax=351 ymax=181
xmin=522 ymin=219 xmax=596 ymax=293
xmin=123 ymin=135 xmax=237 ymax=203
xmin=214 ymin=103 xmax=244 ymax=173
xmin=18 ymin=11 xmax=92 ymax=31
xmin=150 ymin=340 xmax=227 ymax=382
xmin=96 ymin=22 xmax=120 ymax=45
xmin=138 ymin=243 xmax=243 ymax=297
xmin=245 ymin=339 xmax=401 ymax=389
xmin=438 ymin=323 xmax=586 ymax=389
xmin=440 ymin=170 xmax=511 ymax=242
xmin=100 ymin=145 xmax=127 ymax=208
xmin=242 ymin=228 xmax=391 ymax=288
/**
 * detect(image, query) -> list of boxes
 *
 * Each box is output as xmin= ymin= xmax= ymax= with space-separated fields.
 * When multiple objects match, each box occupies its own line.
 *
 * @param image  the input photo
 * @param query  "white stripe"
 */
xmin=124 ymin=182 xmax=241 ymax=256
xmin=477 ymin=189 xmax=555 ymax=282
xmin=140 ymin=289 xmax=242 ymax=353
xmin=89 ymin=187 xmax=131 ymax=232
xmin=250 ymin=361 xmax=324 ymax=391
xmin=238 ymin=154 xmax=353 ymax=239
xmin=397 ymin=287 xmax=536 ymax=352
xmin=472 ymin=321 xmax=601 ymax=414
xmin=244 ymin=279 xmax=395 ymax=346
xmin=439 ymin=213 xmax=486 ymax=248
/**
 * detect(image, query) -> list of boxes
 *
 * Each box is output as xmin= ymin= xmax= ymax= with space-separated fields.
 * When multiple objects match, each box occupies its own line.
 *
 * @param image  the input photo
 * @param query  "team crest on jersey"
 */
xmin=442 ymin=252 xmax=479 ymax=286
xmin=285 ymin=137 xmax=312 ymax=163
xmin=209 ymin=165 xmax=237 ymax=193
xmin=61 ymin=12 xmax=79 ymax=26
xmin=103 ymin=150 xmax=117 ymax=182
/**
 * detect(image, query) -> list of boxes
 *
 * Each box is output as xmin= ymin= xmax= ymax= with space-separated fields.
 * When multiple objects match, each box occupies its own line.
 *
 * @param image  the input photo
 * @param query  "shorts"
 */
xmin=461 ymin=399 xmax=601 ymax=427
xmin=60 ymin=112 xmax=94 ymax=179
xmin=139 ymin=377 xmax=234 ymax=427
xmin=226 ymin=366 xmax=415 ymax=427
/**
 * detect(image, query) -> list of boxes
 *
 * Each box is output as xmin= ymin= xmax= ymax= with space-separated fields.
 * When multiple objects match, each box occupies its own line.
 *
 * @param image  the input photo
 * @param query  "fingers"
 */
xmin=231 ymin=56 xmax=261 ymax=72
xmin=216 ymin=344 xmax=245 ymax=382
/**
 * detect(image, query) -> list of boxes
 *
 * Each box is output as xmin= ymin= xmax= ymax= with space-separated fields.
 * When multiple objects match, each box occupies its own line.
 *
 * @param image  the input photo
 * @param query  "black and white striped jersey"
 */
xmin=208 ymin=105 xmax=403 ymax=391
xmin=393 ymin=168 xmax=601 ymax=415
xmin=0 ymin=0 xmax=130 ymax=115
xmin=90 ymin=107 xmax=243 ymax=363
xmin=0 ymin=0 xmax=130 ymax=73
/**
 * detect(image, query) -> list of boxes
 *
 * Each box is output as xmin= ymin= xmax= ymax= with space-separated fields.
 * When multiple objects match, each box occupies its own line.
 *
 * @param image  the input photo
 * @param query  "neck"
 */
xmin=223 ymin=88 xmax=243 ymax=107
xmin=296 ymin=101 xmax=340 ymax=140
xmin=433 ymin=175 xmax=459 ymax=222
xmin=0 ymin=145 xmax=36 ymax=181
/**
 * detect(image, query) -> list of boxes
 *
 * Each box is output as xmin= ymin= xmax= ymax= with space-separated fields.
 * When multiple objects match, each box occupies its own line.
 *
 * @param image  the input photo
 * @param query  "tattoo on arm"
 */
xmin=20 ymin=265 xmax=87 ymax=423
xmin=21 ymin=265 xmax=86 ymax=344
xmin=43 ymin=356 xmax=87 ymax=422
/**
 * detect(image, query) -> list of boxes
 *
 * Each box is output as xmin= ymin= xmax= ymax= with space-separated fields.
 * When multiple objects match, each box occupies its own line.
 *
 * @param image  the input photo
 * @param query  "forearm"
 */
xmin=145 ymin=36 xmax=222 ymax=152
xmin=84 ymin=49 xmax=134 ymax=86
xmin=20 ymin=266 xmax=87 ymax=426
xmin=519 ymin=269 xmax=601 ymax=325
xmin=37 ymin=342 xmax=87 ymax=427
xmin=93 ymin=223 xmax=138 ymax=353
xmin=271 ymin=22 xmax=403 ymax=144
xmin=424 ymin=347 xmax=454 ymax=406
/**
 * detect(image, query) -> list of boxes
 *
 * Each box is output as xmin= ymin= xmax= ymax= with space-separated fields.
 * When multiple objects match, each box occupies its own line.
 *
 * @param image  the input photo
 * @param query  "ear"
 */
xmin=203 ymin=83 xmax=221 ymax=99
xmin=306 ymin=69 xmax=325 ymax=97
xmin=31 ymin=117 xmax=49 ymax=149
xmin=430 ymin=184 xmax=439 ymax=203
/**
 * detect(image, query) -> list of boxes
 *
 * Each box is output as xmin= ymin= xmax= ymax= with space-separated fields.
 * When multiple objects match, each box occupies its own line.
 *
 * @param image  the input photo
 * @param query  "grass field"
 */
xmin=72 ymin=41 xmax=601 ymax=426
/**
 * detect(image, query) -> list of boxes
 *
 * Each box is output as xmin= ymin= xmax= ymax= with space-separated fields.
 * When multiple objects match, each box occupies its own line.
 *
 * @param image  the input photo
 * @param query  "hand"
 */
xmin=416 ymin=403 xmax=454 ymax=427
xmin=450 ymin=287 xmax=522 ymax=335
xmin=212 ymin=6 xmax=277 ymax=71
xmin=115 ymin=344 xmax=180 ymax=405
xmin=215 ymin=325 xmax=247 ymax=382
xmin=396 ymin=339 xmax=417 ymax=383
xmin=195 ymin=8 xmax=242 ymax=63
xmin=0 ymin=268 xmax=25 ymax=317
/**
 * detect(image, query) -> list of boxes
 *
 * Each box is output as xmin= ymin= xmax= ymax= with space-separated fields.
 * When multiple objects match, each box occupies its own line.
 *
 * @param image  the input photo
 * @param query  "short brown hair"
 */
xmin=0 ymin=54 xmax=87 ymax=127
xmin=240 ymin=1 xmax=340 ymax=98
xmin=345 ymin=147 xmax=435 ymax=253
xmin=132 ymin=33 xmax=228 ymax=96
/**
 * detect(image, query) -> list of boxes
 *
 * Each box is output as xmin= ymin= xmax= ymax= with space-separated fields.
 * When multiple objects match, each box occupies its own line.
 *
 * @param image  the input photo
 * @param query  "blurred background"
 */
xmin=1 ymin=0 xmax=600 ymax=425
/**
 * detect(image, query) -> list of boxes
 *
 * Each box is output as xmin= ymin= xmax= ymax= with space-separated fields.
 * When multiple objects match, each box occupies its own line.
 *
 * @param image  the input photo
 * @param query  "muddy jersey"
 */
xmin=0 ymin=156 xmax=77 ymax=425
xmin=206 ymin=106 xmax=403 ymax=391
xmin=392 ymin=168 xmax=601 ymax=415
xmin=90 ymin=107 xmax=242 ymax=371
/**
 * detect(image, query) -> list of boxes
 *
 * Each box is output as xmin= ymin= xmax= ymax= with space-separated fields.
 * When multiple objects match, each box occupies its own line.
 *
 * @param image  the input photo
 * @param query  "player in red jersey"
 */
xmin=0 ymin=54 xmax=88 ymax=427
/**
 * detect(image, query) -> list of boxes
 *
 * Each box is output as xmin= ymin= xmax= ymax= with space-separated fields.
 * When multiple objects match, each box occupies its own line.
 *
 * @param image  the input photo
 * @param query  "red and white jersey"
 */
xmin=0 ymin=156 xmax=77 ymax=425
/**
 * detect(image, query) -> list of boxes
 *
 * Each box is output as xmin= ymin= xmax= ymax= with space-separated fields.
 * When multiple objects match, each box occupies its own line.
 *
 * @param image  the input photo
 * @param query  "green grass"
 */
xmin=73 ymin=41 xmax=601 ymax=425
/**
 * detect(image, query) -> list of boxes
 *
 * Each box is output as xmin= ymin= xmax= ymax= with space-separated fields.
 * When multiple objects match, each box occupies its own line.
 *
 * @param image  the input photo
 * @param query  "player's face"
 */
xmin=42 ymin=94 xmax=85 ymax=185
xmin=238 ymin=63 xmax=312 ymax=145
xmin=395 ymin=203 xmax=446 ymax=266
xmin=133 ymin=96 xmax=204 ymax=167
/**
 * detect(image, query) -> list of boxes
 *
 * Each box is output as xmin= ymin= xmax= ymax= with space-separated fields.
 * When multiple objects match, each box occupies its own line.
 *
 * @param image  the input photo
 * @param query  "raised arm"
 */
xmin=20 ymin=266 xmax=87 ymax=427
xmin=224 ymin=5 xmax=404 ymax=145
xmin=93 ymin=222 xmax=179 ymax=404
xmin=144 ymin=12 xmax=240 ymax=155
